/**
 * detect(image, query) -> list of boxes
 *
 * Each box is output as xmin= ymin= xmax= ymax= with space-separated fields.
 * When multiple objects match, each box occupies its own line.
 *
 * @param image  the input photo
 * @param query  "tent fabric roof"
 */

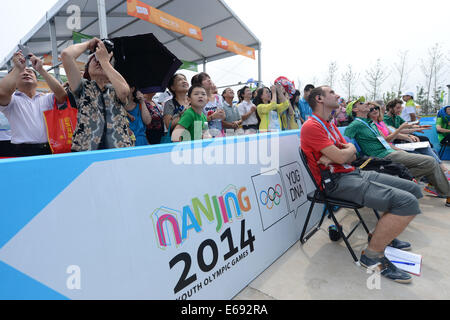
xmin=0 ymin=0 xmax=261 ymax=69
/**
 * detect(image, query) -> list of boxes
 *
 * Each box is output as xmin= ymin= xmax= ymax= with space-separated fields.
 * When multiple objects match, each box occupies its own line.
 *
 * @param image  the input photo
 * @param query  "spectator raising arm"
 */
xmin=136 ymin=90 xmax=152 ymax=126
xmin=29 ymin=54 xmax=66 ymax=103
xmin=0 ymin=52 xmax=26 ymax=106
xmin=61 ymin=39 xmax=98 ymax=92
xmin=62 ymin=38 xmax=129 ymax=103
xmin=94 ymin=41 xmax=130 ymax=103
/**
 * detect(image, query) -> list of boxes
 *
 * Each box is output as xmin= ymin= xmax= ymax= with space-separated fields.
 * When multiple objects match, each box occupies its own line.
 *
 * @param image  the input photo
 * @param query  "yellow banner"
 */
xmin=127 ymin=0 xmax=203 ymax=41
xmin=216 ymin=36 xmax=255 ymax=60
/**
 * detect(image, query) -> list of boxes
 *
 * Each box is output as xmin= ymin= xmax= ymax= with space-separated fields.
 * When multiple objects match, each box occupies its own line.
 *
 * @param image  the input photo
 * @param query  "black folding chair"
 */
xmin=299 ymin=149 xmax=378 ymax=263
xmin=439 ymin=139 xmax=450 ymax=159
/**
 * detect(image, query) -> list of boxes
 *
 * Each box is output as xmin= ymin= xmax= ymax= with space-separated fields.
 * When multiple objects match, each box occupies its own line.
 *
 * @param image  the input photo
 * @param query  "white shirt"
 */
xmin=401 ymin=104 xmax=416 ymax=122
xmin=0 ymin=91 xmax=54 ymax=144
xmin=237 ymin=100 xmax=258 ymax=126
xmin=0 ymin=112 xmax=11 ymax=141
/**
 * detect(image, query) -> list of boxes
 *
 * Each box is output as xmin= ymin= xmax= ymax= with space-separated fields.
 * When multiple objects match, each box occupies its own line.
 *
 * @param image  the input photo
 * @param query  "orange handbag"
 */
xmin=44 ymin=97 xmax=78 ymax=154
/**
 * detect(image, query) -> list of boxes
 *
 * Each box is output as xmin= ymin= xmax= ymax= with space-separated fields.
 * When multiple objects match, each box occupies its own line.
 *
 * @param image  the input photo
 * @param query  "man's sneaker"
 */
xmin=388 ymin=238 xmax=411 ymax=251
xmin=360 ymin=252 xmax=412 ymax=284
xmin=424 ymin=184 xmax=447 ymax=198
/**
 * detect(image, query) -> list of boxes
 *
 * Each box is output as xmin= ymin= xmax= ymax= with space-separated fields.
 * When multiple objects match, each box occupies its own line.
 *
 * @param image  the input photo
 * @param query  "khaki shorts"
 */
xmin=327 ymin=169 xmax=423 ymax=216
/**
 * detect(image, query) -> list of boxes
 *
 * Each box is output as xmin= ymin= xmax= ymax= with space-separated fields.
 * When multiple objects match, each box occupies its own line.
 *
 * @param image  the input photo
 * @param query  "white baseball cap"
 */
xmin=402 ymin=91 xmax=414 ymax=98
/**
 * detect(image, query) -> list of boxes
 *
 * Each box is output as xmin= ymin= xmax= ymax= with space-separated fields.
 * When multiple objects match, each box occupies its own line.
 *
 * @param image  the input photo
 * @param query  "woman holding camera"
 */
xmin=61 ymin=37 xmax=133 ymax=151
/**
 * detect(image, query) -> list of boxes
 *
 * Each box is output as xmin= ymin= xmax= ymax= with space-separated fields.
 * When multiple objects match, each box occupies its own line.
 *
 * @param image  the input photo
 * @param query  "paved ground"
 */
xmin=234 ymin=167 xmax=450 ymax=300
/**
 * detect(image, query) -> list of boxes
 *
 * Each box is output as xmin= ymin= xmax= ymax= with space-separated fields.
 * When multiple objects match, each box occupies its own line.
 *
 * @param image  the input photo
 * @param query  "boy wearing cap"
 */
xmin=401 ymin=92 xmax=418 ymax=122
xmin=301 ymin=85 xmax=423 ymax=284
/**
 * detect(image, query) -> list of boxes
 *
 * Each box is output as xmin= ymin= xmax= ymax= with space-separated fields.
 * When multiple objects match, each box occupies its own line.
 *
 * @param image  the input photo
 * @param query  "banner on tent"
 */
xmin=216 ymin=35 xmax=256 ymax=60
xmin=127 ymin=0 xmax=203 ymax=41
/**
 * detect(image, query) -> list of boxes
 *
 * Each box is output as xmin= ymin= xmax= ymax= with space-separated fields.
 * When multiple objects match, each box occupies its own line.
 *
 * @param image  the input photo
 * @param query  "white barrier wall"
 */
xmin=0 ymin=131 xmax=324 ymax=300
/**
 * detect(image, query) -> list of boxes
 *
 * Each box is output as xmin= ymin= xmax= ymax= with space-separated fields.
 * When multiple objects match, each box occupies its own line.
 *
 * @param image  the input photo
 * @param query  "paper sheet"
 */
xmin=385 ymin=246 xmax=422 ymax=276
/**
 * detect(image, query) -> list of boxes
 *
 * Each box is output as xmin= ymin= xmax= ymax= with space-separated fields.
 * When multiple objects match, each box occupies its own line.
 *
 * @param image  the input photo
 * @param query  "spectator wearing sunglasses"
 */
xmin=368 ymin=102 xmax=413 ymax=145
xmin=345 ymin=98 xmax=450 ymax=206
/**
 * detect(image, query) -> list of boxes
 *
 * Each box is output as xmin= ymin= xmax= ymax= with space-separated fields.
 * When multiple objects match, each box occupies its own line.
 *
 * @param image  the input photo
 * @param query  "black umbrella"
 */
xmin=111 ymin=33 xmax=182 ymax=94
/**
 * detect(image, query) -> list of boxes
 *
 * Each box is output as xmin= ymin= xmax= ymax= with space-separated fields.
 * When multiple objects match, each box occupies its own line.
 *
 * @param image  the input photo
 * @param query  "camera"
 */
xmin=18 ymin=44 xmax=31 ymax=60
xmin=102 ymin=39 xmax=114 ymax=53
xmin=320 ymin=169 xmax=338 ymax=194
xmin=89 ymin=39 xmax=115 ymax=54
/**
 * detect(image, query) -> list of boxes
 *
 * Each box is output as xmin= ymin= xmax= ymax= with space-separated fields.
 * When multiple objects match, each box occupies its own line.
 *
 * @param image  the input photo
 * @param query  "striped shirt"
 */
xmin=344 ymin=117 xmax=395 ymax=158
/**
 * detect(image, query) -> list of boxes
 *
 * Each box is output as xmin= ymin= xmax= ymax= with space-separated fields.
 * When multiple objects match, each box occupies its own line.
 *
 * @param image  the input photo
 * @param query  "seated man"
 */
xmin=301 ymin=86 xmax=423 ymax=284
xmin=383 ymin=99 xmax=446 ymax=175
xmin=0 ymin=51 xmax=67 ymax=157
xmin=345 ymin=98 xmax=450 ymax=206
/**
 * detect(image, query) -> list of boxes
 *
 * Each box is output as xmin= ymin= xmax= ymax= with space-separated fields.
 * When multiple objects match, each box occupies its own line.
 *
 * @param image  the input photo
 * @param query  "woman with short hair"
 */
xmin=61 ymin=38 xmax=133 ymax=151
xmin=163 ymin=73 xmax=190 ymax=137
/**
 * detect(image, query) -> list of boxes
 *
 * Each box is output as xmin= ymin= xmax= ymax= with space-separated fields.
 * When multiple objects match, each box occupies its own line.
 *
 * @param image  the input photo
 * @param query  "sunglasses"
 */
xmin=369 ymin=107 xmax=380 ymax=112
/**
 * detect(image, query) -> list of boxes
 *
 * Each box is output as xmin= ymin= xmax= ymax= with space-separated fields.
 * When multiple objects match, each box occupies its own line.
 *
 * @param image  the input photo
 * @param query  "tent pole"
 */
xmin=97 ymin=0 xmax=109 ymax=39
xmin=203 ymin=59 xmax=207 ymax=72
xmin=49 ymin=18 xmax=60 ymax=81
xmin=257 ymin=45 xmax=262 ymax=87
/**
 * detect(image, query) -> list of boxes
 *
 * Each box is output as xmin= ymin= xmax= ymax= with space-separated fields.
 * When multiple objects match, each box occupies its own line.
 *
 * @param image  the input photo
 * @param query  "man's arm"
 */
xmin=95 ymin=42 xmax=130 ymax=103
xmin=240 ymin=104 xmax=256 ymax=121
xmin=319 ymin=143 xmax=357 ymax=165
xmin=61 ymin=38 xmax=99 ymax=92
xmin=405 ymin=106 xmax=417 ymax=122
xmin=0 ymin=52 xmax=26 ymax=106
xmin=137 ymin=92 xmax=152 ymax=126
xmin=30 ymin=54 xmax=67 ymax=104
xmin=437 ymin=125 xmax=450 ymax=134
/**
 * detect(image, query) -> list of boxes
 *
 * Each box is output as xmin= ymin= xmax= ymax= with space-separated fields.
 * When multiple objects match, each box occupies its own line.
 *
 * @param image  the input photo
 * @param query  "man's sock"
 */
xmin=363 ymin=247 xmax=385 ymax=259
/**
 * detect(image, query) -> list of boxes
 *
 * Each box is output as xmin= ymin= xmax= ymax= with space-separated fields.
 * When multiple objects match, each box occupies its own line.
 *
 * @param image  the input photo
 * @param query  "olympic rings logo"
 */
xmin=260 ymin=184 xmax=283 ymax=210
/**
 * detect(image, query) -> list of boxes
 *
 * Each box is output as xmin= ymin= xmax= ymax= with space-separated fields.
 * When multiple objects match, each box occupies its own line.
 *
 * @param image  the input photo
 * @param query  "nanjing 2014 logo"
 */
xmin=259 ymin=184 xmax=283 ymax=210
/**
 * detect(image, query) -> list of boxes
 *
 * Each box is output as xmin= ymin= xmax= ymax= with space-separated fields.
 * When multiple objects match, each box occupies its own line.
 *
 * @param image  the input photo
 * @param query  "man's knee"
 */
xmin=422 ymin=154 xmax=438 ymax=168
xmin=390 ymin=190 xmax=421 ymax=217
xmin=409 ymin=182 xmax=424 ymax=199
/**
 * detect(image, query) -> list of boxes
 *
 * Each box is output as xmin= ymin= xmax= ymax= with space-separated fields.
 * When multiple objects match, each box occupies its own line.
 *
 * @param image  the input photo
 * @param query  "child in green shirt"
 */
xmin=172 ymin=85 xmax=210 ymax=142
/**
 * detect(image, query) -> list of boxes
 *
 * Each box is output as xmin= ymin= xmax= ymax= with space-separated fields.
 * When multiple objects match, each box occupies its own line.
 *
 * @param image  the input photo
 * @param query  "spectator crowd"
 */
xmin=1 ymin=37 xmax=450 ymax=287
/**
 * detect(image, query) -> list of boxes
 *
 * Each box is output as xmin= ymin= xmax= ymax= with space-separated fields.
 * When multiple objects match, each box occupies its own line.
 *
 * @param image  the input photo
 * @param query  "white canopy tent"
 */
xmin=0 ymin=0 xmax=261 ymax=83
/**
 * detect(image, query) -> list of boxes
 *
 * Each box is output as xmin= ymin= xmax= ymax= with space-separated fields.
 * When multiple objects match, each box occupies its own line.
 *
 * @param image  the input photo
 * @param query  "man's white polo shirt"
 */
xmin=0 ymin=91 xmax=54 ymax=144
